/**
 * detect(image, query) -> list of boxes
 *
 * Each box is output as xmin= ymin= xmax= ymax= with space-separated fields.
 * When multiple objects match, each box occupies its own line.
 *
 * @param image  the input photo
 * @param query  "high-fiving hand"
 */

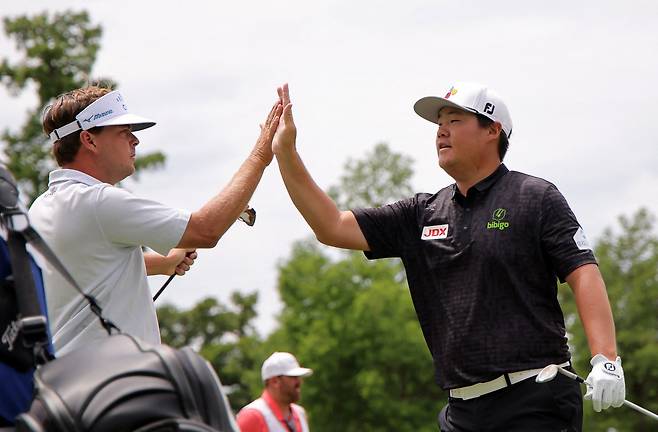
xmin=272 ymin=83 xmax=297 ymax=156
xmin=253 ymin=99 xmax=283 ymax=166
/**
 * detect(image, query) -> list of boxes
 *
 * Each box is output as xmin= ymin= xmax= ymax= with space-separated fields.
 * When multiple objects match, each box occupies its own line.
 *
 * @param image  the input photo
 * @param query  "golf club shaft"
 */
xmin=152 ymin=209 xmax=255 ymax=302
xmin=556 ymin=366 xmax=658 ymax=421
xmin=152 ymin=274 xmax=175 ymax=301
xmin=556 ymin=366 xmax=585 ymax=383
xmin=623 ymin=400 xmax=658 ymax=421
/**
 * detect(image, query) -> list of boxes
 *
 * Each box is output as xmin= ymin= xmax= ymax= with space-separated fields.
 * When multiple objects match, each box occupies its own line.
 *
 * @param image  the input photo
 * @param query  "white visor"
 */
xmin=48 ymin=90 xmax=155 ymax=142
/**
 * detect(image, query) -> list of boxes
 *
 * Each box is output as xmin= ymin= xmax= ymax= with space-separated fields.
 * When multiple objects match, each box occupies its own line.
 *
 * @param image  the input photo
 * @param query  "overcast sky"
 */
xmin=2 ymin=0 xmax=657 ymax=335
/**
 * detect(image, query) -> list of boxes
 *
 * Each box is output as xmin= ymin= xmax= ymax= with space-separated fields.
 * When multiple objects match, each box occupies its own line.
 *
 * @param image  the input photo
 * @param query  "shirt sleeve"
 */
xmin=352 ymin=197 xmax=418 ymax=259
xmin=236 ymin=408 xmax=267 ymax=432
xmin=540 ymin=185 xmax=597 ymax=282
xmin=93 ymin=185 xmax=191 ymax=256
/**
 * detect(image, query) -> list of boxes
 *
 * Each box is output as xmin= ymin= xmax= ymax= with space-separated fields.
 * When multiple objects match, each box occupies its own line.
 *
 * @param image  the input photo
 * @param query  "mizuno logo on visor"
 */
xmin=82 ymin=110 xmax=113 ymax=123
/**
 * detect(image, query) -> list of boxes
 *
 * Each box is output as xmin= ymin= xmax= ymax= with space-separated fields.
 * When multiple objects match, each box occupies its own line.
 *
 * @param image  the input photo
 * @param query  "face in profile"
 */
xmin=88 ymin=125 xmax=139 ymax=183
xmin=275 ymin=375 xmax=303 ymax=404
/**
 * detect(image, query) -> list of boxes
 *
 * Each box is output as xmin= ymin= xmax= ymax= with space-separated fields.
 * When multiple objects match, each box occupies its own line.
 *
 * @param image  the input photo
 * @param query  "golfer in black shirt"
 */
xmin=271 ymin=83 xmax=625 ymax=431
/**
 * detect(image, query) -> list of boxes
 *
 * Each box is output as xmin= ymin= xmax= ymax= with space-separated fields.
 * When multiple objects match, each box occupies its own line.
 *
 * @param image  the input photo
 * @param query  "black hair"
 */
xmin=476 ymin=114 xmax=509 ymax=161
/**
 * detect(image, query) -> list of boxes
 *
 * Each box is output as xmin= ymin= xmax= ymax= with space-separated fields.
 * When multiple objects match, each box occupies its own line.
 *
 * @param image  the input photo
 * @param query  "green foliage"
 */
xmin=560 ymin=208 xmax=658 ymax=431
xmin=0 ymin=11 xmax=101 ymax=99
xmin=158 ymin=292 xmax=264 ymax=411
xmin=328 ymin=142 xmax=414 ymax=209
xmin=272 ymin=242 xmax=444 ymax=431
xmin=133 ymin=151 xmax=166 ymax=178
xmin=0 ymin=10 xmax=165 ymax=203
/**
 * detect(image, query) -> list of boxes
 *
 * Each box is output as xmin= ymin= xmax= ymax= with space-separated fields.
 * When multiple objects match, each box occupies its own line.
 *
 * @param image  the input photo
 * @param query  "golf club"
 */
xmin=536 ymin=364 xmax=658 ymax=421
xmin=152 ymin=206 xmax=257 ymax=301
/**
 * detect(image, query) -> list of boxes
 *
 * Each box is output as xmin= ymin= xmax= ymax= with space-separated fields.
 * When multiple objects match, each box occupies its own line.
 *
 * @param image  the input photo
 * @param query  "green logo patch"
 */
xmin=487 ymin=208 xmax=510 ymax=231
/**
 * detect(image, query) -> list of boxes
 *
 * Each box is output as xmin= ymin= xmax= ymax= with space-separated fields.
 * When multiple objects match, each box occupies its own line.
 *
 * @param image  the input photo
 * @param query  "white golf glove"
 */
xmin=584 ymin=354 xmax=625 ymax=412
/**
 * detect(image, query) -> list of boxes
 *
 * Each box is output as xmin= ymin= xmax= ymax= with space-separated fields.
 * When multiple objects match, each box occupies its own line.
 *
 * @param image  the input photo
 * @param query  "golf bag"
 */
xmin=0 ymin=166 xmax=53 ymax=426
xmin=0 ymin=166 xmax=238 ymax=431
xmin=15 ymin=334 xmax=238 ymax=432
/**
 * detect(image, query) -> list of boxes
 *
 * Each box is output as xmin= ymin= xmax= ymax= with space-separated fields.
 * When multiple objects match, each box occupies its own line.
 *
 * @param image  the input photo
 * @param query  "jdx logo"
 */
xmin=421 ymin=224 xmax=449 ymax=240
xmin=487 ymin=208 xmax=510 ymax=231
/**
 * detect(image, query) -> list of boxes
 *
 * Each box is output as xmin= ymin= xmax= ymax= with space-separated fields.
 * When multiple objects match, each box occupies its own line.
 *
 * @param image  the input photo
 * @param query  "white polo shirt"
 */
xmin=29 ymin=169 xmax=191 ymax=356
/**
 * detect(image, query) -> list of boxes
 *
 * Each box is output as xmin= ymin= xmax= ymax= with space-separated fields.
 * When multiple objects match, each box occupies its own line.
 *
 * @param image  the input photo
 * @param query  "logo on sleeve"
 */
xmin=421 ymin=224 xmax=449 ymax=240
xmin=487 ymin=208 xmax=510 ymax=231
xmin=573 ymin=227 xmax=591 ymax=251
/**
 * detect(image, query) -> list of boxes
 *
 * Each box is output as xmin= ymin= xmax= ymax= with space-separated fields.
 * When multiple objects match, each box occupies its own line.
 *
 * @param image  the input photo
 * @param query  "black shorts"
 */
xmin=438 ymin=368 xmax=583 ymax=432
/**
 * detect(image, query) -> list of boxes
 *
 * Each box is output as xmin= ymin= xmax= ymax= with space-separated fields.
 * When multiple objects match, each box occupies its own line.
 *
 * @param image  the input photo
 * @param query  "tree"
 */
xmin=270 ymin=241 xmax=444 ymax=431
xmin=265 ymin=143 xmax=445 ymax=431
xmin=328 ymin=142 xmax=414 ymax=209
xmin=158 ymin=292 xmax=264 ymax=411
xmin=0 ymin=11 xmax=164 ymax=203
xmin=559 ymin=208 xmax=658 ymax=431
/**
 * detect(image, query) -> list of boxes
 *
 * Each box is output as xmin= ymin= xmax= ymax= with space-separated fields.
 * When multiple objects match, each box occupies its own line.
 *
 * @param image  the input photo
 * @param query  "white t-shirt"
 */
xmin=29 ymin=169 xmax=191 ymax=356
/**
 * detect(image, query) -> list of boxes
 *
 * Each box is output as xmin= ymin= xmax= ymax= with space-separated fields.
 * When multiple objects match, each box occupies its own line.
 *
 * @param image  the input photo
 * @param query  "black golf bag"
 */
xmin=0 ymin=166 xmax=238 ymax=431
xmin=15 ymin=334 xmax=238 ymax=432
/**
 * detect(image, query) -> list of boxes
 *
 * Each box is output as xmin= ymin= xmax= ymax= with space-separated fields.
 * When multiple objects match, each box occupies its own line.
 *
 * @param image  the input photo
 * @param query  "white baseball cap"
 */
xmin=414 ymin=82 xmax=513 ymax=138
xmin=261 ymin=352 xmax=313 ymax=381
xmin=48 ymin=90 xmax=155 ymax=143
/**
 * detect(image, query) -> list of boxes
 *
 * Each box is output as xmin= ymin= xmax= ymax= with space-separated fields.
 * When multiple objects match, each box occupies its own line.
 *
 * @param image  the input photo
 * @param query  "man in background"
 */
xmin=237 ymin=351 xmax=313 ymax=432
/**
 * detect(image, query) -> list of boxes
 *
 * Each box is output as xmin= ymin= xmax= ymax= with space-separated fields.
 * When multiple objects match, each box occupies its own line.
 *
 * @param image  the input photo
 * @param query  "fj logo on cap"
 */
xmin=421 ymin=224 xmax=449 ymax=240
xmin=484 ymin=103 xmax=495 ymax=115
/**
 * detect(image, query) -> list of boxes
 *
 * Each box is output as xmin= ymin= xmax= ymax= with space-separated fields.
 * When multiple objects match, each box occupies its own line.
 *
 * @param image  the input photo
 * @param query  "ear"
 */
xmin=79 ymin=130 xmax=97 ymax=151
xmin=489 ymin=121 xmax=503 ymax=138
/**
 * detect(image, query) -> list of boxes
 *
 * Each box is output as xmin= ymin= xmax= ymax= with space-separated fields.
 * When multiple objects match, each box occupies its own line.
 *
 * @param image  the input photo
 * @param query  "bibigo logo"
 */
xmin=487 ymin=208 xmax=510 ymax=231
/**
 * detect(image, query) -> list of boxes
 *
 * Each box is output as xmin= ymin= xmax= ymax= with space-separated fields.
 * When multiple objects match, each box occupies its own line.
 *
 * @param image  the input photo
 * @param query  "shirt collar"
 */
xmin=451 ymin=163 xmax=509 ymax=200
xmin=473 ymin=163 xmax=509 ymax=193
xmin=262 ymin=389 xmax=292 ymax=422
xmin=48 ymin=169 xmax=104 ymax=188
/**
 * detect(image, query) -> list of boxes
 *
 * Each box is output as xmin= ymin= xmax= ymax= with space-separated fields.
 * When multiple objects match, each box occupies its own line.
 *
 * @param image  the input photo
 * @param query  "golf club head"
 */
xmin=238 ymin=207 xmax=256 ymax=226
xmin=536 ymin=364 xmax=559 ymax=383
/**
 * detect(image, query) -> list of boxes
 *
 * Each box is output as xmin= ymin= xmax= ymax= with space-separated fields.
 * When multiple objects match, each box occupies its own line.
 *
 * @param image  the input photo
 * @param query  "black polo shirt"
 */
xmin=352 ymin=164 xmax=597 ymax=389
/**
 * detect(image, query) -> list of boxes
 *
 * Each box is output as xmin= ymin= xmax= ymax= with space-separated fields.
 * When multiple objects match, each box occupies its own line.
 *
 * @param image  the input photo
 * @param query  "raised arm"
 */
xmin=176 ymin=101 xmax=282 ymax=249
xmin=272 ymin=84 xmax=369 ymax=251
